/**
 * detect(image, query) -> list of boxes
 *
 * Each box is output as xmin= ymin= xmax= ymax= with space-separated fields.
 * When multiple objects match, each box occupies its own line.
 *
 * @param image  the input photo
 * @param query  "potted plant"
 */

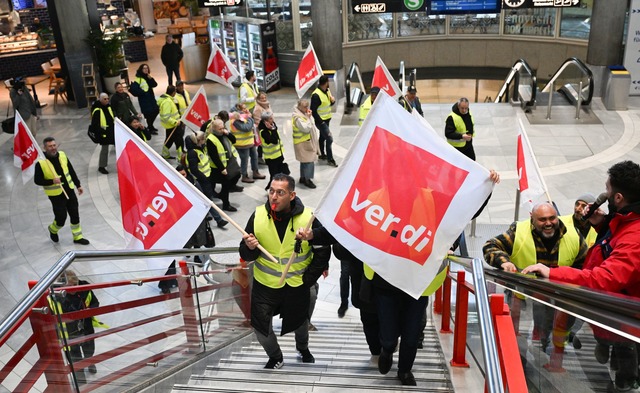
xmin=85 ymin=29 xmax=128 ymax=93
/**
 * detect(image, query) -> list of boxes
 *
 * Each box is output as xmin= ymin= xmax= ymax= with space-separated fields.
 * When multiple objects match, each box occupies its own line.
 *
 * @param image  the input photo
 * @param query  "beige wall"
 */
xmin=343 ymin=38 xmax=588 ymax=81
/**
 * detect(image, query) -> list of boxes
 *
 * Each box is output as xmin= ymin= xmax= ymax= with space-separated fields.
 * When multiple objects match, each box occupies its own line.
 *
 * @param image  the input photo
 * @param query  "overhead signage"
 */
xmin=199 ymin=0 xmax=243 ymax=7
xmin=430 ymin=0 xmax=501 ymax=14
xmin=502 ymin=0 xmax=580 ymax=9
xmin=352 ymin=0 xmax=428 ymax=14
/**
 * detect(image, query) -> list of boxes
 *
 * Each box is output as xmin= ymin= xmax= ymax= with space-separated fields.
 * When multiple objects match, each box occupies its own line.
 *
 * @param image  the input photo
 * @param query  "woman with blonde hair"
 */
xmin=291 ymin=99 xmax=319 ymax=189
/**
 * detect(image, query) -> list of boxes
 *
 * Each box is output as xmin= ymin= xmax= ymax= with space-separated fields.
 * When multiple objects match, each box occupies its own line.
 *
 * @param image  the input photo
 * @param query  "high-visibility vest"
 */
xmin=259 ymin=129 xmax=283 ymax=160
xmin=134 ymin=77 xmax=149 ymax=92
xmin=158 ymin=94 xmax=180 ymax=129
xmin=363 ymin=263 xmax=447 ymax=297
xmin=230 ymin=117 xmax=254 ymax=148
xmin=359 ymin=96 xmax=373 ymax=126
xmin=559 ymin=214 xmax=598 ymax=247
xmin=39 ymin=152 xmax=75 ymax=196
xmin=510 ymin=220 xmax=580 ymax=270
xmin=447 ymin=112 xmax=473 ymax=148
xmin=175 ymin=90 xmax=191 ymax=114
xmin=186 ymin=148 xmax=211 ymax=177
xmin=206 ymin=134 xmax=228 ymax=169
xmin=91 ymin=106 xmax=114 ymax=140
xmin=312 ymin=87 xmax=332 ymax=120
xmin=291 ymin=115 xmax=311 ymax=144
xmin=253 ymin=206 xmax=313 ymax=288
xmin=238 ymin=82 xmax=257 ymax=111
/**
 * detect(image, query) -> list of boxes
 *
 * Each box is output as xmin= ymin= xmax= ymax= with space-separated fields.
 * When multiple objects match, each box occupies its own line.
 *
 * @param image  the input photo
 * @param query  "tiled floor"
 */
xmin=1 ymin=33 xmax=640 ymax=323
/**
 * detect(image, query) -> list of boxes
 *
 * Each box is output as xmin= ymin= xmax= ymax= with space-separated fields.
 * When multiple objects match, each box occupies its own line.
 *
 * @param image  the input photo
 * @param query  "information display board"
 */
xmin=502 ymin=0 xmax=579 ymax=9
xmin=430 ymin=0 xmax=501 ymax=14
xmin=352 ymin=0 xmax=428 ymax=14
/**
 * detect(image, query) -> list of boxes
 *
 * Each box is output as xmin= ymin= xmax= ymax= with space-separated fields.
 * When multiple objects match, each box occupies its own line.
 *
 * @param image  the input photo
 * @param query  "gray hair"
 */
xmin=458 ymin=97 xmax=469 ymax=105
xmin=189 ymin=131 xmax=205 ymax=144
xmin=261 ymin=111 xmax=273 ymax=121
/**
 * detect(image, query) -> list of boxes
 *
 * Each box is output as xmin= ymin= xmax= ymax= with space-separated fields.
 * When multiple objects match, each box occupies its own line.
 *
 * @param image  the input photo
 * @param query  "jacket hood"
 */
xmin=184 ymin=134 xmax=198 ymax=151
xmin=451 ymin=102 xmax=461 ymax=115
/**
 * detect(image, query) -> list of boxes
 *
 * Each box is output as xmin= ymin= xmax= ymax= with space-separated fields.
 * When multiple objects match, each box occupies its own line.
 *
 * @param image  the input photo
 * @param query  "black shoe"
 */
xmin=298 ymin=348 xmax=315 ymax=363
xmin=87 ymin=365 xmax=97 ymax=374
xmin=569 ymin=333 xmax=582 ymax=350
xmin=327 ymin=159 xmax=338 ymax=167
xmin=151 ymin=130 xmax=159 ymax=135
xmin=229 ymin=185 xmax=244 ymax=193
xmin=378 ymin=349 xmax=393 ymax=375
xmin=222 ymin=205 xmax=237 ymax=212
xmin=417 ymin=341 xmax=424 ymax=349
xmin=299 ymin=177 xmax=306 ymax=185
xmin=98 ymin=167 xmax=109 ymax=174
xmin=337 ymin=304 xmax=347 ymax=318
xmin=73 ymin=238 xmax=90 ymax=245
xmin=318 ymin=154 xmax=327 ymax=160
xmin=160 ymin=287 xmax=170 ymax=294
xmin=305 ymin=179 xmax=317 ymax=189
xmin=264 ymin=355 xmax=284 ymax=369
xmin=49 ymin=229 xmax=59 ymax=243
xmin=217 ymin=219 xmax=228 ymax=228
xmin=398 ymin=371 xmax=416 ymax=386
xmin=595 ymin=343 xmax=610 ymax=364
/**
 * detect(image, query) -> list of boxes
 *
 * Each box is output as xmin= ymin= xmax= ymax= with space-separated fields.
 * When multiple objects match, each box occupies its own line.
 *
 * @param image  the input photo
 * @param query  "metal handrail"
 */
xmin=398 ymin=60 xmax=405 ymax=92
xmin=494 ymin=58 xmax=536 ymax=106
xmin=541 ymin=57 xmax=594 ymax=105
xmin=0 ymin=247 xmax=237 ymax=345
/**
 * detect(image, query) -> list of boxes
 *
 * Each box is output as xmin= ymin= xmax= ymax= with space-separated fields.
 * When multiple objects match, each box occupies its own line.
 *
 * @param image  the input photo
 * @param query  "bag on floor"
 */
xmin=1 ymin=117 xmax=15 ymax=134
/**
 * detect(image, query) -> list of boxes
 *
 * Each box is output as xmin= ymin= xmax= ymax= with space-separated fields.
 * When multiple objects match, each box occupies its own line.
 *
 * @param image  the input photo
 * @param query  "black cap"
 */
xmin=370 ymin=86 xmax=381 ymax=94
xmin=408 ymin=86 xmax=417 ymax=93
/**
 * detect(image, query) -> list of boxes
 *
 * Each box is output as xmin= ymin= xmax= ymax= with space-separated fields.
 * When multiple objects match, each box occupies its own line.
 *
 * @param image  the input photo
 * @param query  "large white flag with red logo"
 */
xmin=181 ymin=85 xmax=210 ymax=132
xmin=114 ymin=119 xmax=211 ymax=250
xmin=372 ymin=56 xmax=402 ymax=100
xmin=516 ymin=118 xmax=547 ymax=210
xmin=315 ymin=92 xmax=494 ymax=298
xmin=206 ymin=42 xmax=240 ymax=90
xmin=13 ymin=111 xmax=44 ymax=184
xmin=295 ymin=43 xmax=323 ymax=98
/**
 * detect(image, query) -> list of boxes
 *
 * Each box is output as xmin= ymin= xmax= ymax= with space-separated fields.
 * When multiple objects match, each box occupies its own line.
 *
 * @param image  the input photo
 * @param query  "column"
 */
xmin=311 ymin=0 xmax=343 ymax=71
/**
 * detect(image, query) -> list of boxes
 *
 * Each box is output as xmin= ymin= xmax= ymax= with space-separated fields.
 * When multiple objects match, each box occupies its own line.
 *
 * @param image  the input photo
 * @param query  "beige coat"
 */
xmin=253 ymin=99 xmax=270 ymax=125
xmin=291 ymin=106 xmax=319 ymax=163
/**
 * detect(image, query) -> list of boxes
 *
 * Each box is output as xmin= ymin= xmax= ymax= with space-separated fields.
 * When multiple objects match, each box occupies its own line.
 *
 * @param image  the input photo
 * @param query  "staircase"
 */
xmin=172 ymin=318 xmax=453 ymax=392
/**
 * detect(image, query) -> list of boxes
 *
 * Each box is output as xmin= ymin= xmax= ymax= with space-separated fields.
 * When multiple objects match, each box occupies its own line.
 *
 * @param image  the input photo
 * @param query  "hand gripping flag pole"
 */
xmin=278 ymin=214 xmax=315 ymax=286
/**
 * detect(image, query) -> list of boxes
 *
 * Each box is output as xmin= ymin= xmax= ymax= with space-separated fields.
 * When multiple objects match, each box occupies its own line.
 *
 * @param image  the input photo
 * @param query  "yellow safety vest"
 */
xmin=253 ymin=206 xmax=314 ymax=288
xmin=359 ymin=96 xmax=373 ymax=126
xmin=134 ymin=77 xmax=149 ymax=92
xmin=259 ymin=129 xmax=283 ymax=160
xmin=447 ymin=112 xmax=473 ymax=148
xmin=206 ymin=133 xmax=228 ymax=169
xmin=175 ymin=90 xmax=191 ymax=114
xmin=238 ymin=82 xmax=257 ymax=111
xmin=312 ymin=87 xmax=332 ymax=120
xmin=91 ymin=106 xmax=114 ymax=141
xmin=230 ymin=117 xmax=255 ymax=148
xmin=158 ymin=94 xmax=180 ymax=129
xmin=363 ymin=263 xmax=447 ymax=297
xmin=292 ymin=115 xmax=311 ymax=144
xmin=510 ymin=220 xmax=580 ymax=270
xmin=39 ymin=152 xmax=75 ymax=196
xmin=186 ymin=148 xmax=211 ymax=177
xmin=559 ymin=214 xmax=598 ymax=247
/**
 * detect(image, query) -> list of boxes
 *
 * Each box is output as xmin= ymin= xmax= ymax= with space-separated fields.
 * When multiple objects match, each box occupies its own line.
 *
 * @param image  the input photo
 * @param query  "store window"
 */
xmin=397 ymin=12 xmax=445 ymax=37
xmin=560 ymin=0 xmax=593 ymax=39
xmin=503 ymin=8 xmax=556 ymax=37
xmin=347 ymin=13 xmax=393 ymax=42
xmin=449 ymin=13 xmax=499 ymax=35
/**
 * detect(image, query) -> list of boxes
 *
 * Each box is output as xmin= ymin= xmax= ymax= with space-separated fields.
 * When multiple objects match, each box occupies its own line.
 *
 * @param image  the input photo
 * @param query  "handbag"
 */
xmin=2 ymin=103 xmax=14 ymax=134
xmin=204 ymin=221 xmax=215 ymax=248
xmin=87 ymin=124 xmax=99 ymax=143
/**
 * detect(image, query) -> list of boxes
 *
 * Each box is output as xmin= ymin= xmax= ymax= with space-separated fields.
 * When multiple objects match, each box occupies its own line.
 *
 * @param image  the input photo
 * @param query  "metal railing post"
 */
xmin=451 ymin=270 xmax=470 ymax=367
xmin=434 ymin=287 xmax=443 ymax=314
xmin=575 ymin=81 xmax=583 ymax=119
xmin=546 ymin=81 xmax=554 ymax=120
xmin=440 ymin=271 xmax=453 ymax=334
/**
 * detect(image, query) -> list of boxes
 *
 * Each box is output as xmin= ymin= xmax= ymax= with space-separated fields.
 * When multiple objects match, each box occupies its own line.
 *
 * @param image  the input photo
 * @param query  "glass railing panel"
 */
xmin=347 ymin=12 xmax=394 ymax=42
xmin=503 ymin=8 xmax=556 ymax=37
xmin=397 ymin=12 xmax=446 ymax=37
xmin=560 ymin=3 xmax=593 ymax=39
xmin=449 ymin=13 xmax=500 ymax=35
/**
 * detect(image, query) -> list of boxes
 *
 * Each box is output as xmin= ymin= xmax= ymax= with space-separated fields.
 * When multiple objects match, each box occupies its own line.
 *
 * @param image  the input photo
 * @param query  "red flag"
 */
xmin=295 ymin=43 xmax=323 ymax=98
xmin=206 ymin=42 xmax=240 ymax=90
xmin=114 ymin=119 xmax=211 ymax=250
xmin=315 ymin=92 xmax=494 ymax=298
xmin=181 ymin=85 xmax=210 ymax=132
xmin=516 ymin=118 xmax=547 ymax=210
xmin=372 ymin=56 xmax=402 ymax=100
xmin=13 ymin=111 xmax=44 ymax=184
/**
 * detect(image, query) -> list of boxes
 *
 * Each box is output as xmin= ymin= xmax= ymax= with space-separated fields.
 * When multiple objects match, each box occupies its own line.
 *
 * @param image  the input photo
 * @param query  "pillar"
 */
xmin=311 ymin=0 xmax=343 ymax=71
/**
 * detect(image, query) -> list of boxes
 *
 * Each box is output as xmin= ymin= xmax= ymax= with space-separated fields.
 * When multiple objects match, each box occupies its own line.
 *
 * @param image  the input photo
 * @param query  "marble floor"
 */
xmin=1 ymin=34 xmax=640 ymax=323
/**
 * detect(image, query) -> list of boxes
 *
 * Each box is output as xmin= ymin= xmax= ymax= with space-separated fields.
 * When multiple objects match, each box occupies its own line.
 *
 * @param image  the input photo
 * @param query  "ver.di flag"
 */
xmin=13 ymin=111 xmax=44 ymax=184
xmin=315 ymin=92 xmax=495 ymax=298
xmin=114 ymin=118 xmax=211 ymax=250
xmin=295 ymin=43 xmax=323 ymax=98
xmin=206 ymin=42 xmax=240 ymax=90
xmin=181 ymin=85 xmax=210 ymax=131
xmin=516 ymin=118 xmax=547 ymax=210
xmin=372 ymin=56 xmax=402 ymax=100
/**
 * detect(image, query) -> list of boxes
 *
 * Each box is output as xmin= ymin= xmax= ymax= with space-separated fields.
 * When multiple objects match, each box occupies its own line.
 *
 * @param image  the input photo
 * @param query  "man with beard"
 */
xmin=560 ymin=194 xmax=598 ymax=247
xmin=239 ymin=174 xmax=330 ymax=369
xmin=483 ymin=202 xmax=587 ymax=351
xmin=524 ymin=161 xmax=640 ymax=392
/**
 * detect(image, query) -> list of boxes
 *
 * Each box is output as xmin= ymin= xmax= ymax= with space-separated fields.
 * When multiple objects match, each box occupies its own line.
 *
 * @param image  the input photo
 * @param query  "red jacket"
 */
xmin=549 ymin=209 xmax=640 ymax=341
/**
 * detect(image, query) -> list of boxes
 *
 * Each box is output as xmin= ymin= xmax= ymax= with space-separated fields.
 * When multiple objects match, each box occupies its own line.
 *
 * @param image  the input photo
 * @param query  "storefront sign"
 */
xmin=352 ymin=0 xmax=428 ymax=14
xmin=502 ymin=0 xmax=580 ymax=9
xmin=199 ymin=0 xmax=243 ymax=7
xmin=624 ymin=0 xmax=640 ymax=95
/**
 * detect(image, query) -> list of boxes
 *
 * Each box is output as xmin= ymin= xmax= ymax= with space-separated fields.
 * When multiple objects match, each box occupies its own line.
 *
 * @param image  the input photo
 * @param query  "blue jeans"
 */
xmin=317 ymin=121 xmax=333 ymax=160
xmin=237 ymin=146 xmax=259 ymax=177
xmin=376 ymin=289 xmax=428 ymax=372
xmin=300 ymin=162 xmax=315 ymax=180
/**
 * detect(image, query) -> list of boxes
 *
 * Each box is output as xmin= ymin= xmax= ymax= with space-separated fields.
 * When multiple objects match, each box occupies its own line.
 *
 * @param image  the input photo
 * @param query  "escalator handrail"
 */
xmin=541 ymin=57 xmax=594 ymax=105
xmin=494 ymin=58 xmax=536 ymax=105
xmin=346 ymin=61 xmax=367 ymax=95
xmin=398 ymin=60 xmax=405 ymax=93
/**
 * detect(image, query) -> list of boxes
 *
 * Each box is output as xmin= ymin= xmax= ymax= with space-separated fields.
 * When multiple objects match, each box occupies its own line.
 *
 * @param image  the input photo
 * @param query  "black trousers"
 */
xmin=210 ymin=170 xmax=238 ymax=207
xmin=49 ymin=192 xmax=79 ymax=226
xmin=164 ymin=124 xmax=185 ymax=150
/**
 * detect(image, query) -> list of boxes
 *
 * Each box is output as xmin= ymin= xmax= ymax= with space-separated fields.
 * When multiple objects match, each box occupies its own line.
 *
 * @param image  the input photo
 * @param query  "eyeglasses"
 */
xmin=268 ymin=189 xmax=289 ymax=197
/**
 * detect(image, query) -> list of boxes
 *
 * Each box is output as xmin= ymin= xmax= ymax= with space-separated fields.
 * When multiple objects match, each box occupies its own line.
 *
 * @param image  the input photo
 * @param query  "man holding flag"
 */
xmin=34 ymin=137 xmax=90 ymax=245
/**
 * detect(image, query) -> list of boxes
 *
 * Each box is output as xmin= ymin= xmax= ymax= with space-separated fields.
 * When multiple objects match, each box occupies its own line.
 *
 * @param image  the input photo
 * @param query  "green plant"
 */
xmin=183 ymin=0 xmax=200 ymax=16
xmin=85 ymin=29 xmax=128 ymax=77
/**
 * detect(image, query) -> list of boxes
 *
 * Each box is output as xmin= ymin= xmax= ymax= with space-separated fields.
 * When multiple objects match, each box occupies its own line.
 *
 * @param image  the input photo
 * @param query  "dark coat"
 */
xmin=130 ymin=71 xmax=159 ymax=115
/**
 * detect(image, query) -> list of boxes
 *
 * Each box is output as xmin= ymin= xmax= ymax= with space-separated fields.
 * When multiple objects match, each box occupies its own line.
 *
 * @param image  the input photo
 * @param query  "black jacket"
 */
xmin=161 ymin=42 xmax=183 ymax=68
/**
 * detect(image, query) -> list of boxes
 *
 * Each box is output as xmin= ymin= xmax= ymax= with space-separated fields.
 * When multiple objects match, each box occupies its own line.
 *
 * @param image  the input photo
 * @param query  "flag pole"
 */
xmin=278 ymin=214 xmax=315 ymax=285
xmin=115 ymin=118 xmax=279 ymax=264
xmin=517 ymin=117 xmax=552 ymax=203
xmin=45 ymin=160 xmax=69 ymax=200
